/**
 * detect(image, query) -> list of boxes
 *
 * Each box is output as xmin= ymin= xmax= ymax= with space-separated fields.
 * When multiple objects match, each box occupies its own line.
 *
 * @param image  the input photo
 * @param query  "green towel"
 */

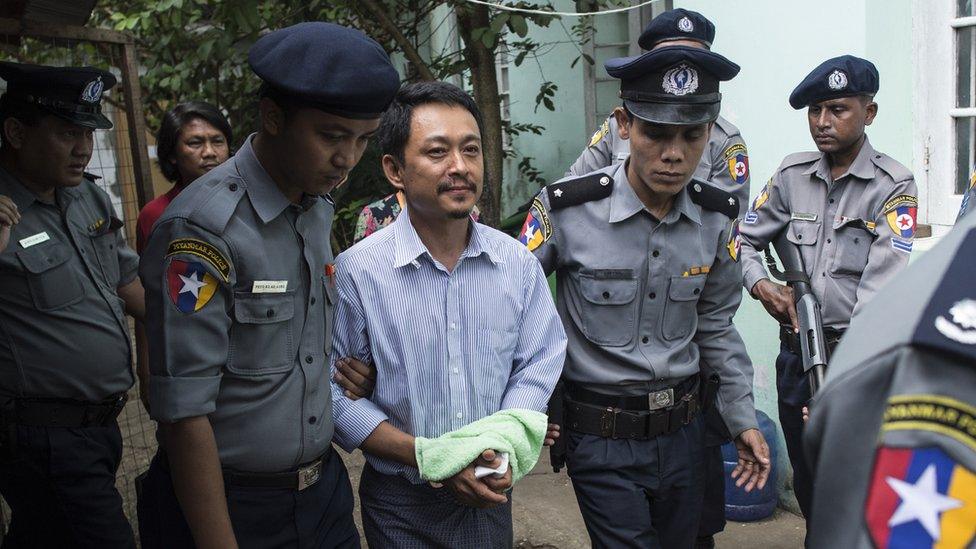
xmin=414 ymin=409 xmax=548 ymax=483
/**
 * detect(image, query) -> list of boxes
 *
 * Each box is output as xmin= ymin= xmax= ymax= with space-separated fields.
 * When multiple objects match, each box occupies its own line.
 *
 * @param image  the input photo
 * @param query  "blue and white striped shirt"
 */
xmin=330 ymin=208 xmax=566 ymax=483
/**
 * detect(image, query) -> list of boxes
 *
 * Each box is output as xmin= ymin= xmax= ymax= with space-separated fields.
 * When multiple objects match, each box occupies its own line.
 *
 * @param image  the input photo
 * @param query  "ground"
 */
xmin=341 ymin=450 xmax=807 ymax=548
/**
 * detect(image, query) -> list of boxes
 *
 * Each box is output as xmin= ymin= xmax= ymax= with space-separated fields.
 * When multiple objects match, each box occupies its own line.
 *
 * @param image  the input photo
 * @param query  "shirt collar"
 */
xmin=802 ymin=135 xmax=876 ymax=182
xmin=236 ymin=134 xmax=293 ymax=224
xmin=608 ymin=161 xmax=700 ymax=225
xmin=392 ymin=206 xmax=503 ymax=269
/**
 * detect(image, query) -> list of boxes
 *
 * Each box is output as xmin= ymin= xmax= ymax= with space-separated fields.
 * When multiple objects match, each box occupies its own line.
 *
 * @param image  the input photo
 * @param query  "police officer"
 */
xmin=805 ymin=206 xmax=976 ymax=548
xmin=739 ymin=55 xmax=917 ymax=521
xmin=567 ymin=8 xmax=751 ymax=217
xmin=138 ymin=22 xmax=399 ymax=548
xmin=0 ymin=62 xmax=139 ymax=547
xmin=519 ymin=46 xmax=770 ymax=548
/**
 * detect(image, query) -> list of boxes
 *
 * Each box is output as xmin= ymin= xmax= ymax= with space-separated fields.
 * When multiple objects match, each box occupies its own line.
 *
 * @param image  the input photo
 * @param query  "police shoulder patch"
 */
xmin=726 ymin=218 xmax=741 ymax=262
xmin=167 ymin=259 xmax=220 ymax=313
xmin=166 ymin=238 xmax=231 ymax=282
xmin=546 ymin=173 xmax=614 ymax=211
xmin=912 ymin=228 xmax=976 ymax=362
xmin=724 ymin=143 xmax=750 ymax=184
xmin=588 ymin=118 xmax=610 ymax=148
xmin=518 ymin=197 xmax=552 ymax=252
xmin=688 ymin=179 xmax=738 ymax=218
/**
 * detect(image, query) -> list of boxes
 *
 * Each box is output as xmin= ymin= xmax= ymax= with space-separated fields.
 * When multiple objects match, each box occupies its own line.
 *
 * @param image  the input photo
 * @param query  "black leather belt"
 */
xmin=564 ymin=377 xmax=700 ymax=440
xmin=12 ymin=393 xmax=127 ymax=428
xmin=222 ymin=448 xmax=331 ymax=491
xmin=780 ymin=325 xmax=845 ymax=356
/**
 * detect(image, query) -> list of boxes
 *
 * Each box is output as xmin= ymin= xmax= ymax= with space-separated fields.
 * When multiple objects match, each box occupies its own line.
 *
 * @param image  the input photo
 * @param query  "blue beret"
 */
xmin=0 ymin=61 xmax=116 ymax=129
xmin=605 ymin=46 xmax=739 ymax=125
xmin=789 ymin=55 xmax=879 ymax=109
xmin=638 ymin=9 xmax=715 ymax=50
xmin=249 ymin=22 xmax=400 ymax=119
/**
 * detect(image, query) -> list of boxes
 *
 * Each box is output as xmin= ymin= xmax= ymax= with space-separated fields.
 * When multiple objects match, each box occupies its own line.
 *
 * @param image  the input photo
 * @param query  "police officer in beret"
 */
xmin=739 ymin=55 xmax=917 ymax=522
xmin=567 ymin=8 xmax=751 ymax=218
xmin=519 ymin=46 xmax=770 ymax=548
xmin=805 ymin=209 xmax=976 ymax=548
xmin=138 ymin=22 xmax=400 ymax=548
xmin=0 ymin=62 xmax=140 ymax=547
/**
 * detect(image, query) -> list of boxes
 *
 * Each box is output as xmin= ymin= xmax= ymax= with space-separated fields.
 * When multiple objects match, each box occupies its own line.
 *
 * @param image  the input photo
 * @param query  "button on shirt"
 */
xmin=530 ymin=162 xmax=757 ymax=436
xmin=739 ymin=137 xmax=917 ymax=328
xmin=0 ymin=167 xmax=137 ymax=401
xmin=141 ymin=135 xmax=335 ymax=473
xmin=330 ymin=208 xmax=566 ymax=483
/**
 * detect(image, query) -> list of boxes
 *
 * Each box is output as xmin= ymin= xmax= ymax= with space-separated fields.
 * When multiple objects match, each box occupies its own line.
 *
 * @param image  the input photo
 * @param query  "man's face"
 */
xmin=12 ymin=115 xmax=94 ymax=189
xmin=272 ymin=106 xmax=380 ymax=198
xmin=387 ymin=103 xmax=483 ymax=221
xmin=615 ymin=109 xmax=710 ymax=197
xmin=807 ymin=96 xmax=876 ymax=154
xmin=171 ymin=117 xmax=230 ymax=185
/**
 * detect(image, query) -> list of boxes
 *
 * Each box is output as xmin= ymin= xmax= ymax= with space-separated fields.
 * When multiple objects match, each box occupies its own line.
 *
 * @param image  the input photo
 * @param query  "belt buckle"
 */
xmin=647 ymin=388 xmax=674 ymax=411
xmin=297 ymin=460 xmax=322 ymax=491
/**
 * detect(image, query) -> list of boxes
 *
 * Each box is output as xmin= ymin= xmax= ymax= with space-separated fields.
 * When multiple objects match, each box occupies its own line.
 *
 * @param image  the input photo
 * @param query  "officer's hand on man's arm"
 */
xmin=751 ymin=279 xmax=798 ymax=332
xmin=333 ymin=357 xmax=375 ymax=399
xmin=0 ymin=194 xmax=21 ymax=252
xmin=731 ymin=428 xmax=771 ymax=493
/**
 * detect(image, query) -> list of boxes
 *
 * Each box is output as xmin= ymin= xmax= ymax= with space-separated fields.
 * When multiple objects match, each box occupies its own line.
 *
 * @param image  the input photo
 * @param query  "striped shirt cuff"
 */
xmin=333 ymin=397 xmax=389 ymax=452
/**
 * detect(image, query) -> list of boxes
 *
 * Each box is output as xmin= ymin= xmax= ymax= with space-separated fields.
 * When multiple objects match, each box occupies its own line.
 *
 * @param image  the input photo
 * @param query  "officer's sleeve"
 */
xmin=140 ymin=218 xmax=234 ymax=422
xmin=852 ymin=178 xmax=918 ymax=317
xmin=517 ymin=190 xmax=559 ymax=275
xmin=566 ymin=117 xmax=615 ymax=177
xmin=739 ymin=175 xmax=792 ymax=293
xmin=696 ymin=221 xmax=758 ymax=437
xmin=329 ymin=260 xmax=389 ymax=452
xmin=709 ymin=134 xmax=751 ymax=210
xmin=499 ymin=254 xmax=566 ymax=411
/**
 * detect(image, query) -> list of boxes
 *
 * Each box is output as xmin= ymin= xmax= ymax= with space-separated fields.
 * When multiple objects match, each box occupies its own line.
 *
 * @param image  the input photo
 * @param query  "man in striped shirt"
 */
xmin=329 ymin=82 xmax=567 ymax=548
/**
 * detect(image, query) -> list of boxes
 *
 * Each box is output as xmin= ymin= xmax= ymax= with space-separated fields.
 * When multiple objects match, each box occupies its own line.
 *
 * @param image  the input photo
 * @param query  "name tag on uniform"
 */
xmin=791 ymin=212 xmax=818 ymax=222
xmin=19 ymin=232 xmax=50 ymax=248
xmin=251 ymin=280 xmax=288 ymax=293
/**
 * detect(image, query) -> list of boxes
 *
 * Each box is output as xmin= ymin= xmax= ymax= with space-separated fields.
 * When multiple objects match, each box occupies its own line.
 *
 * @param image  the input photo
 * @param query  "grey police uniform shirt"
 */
xmin=141 ymin=135 xmax=336 ymax=473
xmin=739 ymin=137 xmax=917 ymax=329
xmin=566 ymin=115 xmax=751 ymax=216
xmin=0 ymin=167 xmax=137 ymax=402
xmin=525 ymin=162 xmax=758 ymax=436
xmin=804 ymin=207 xmax=976 ymax=549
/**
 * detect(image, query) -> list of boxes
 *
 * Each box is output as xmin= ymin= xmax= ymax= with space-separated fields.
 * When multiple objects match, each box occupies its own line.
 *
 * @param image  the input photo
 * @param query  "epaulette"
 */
xmin=911 ymin=227 xmax=976 ymax=363
xmin=83 ymin=171 xmax=102 ymax=181
xmin=184 ymin=176 xmax=247 ymax=235
xmin=546 ymin=172 xmax=614 ymax=211
xmin=778 ymin=151 xmax=821 ymax=171
xmin=687 ymin=179 xmax=738 ymax=218
xmin=870 ymin=153 xmax=914 ymax=183
xmin=713 ymin=116 xmax=741 ymax=139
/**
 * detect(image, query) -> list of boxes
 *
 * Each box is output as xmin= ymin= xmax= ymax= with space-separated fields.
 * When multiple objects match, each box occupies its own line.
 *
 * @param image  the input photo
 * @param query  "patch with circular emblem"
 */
xmin=827 ymin=69 xmax=848 ymax=91
xmin=662 ymin=64 xmax=699 ymax=96
xmin=677 ymin=16 xmax=694 ymax=33
xmin=80 ymin=77 xmax=104 ymax=104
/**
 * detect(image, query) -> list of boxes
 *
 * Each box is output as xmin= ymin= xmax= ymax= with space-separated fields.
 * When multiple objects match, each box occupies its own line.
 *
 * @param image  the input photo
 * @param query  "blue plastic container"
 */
xmin=721 ymin=410 xmax=779 ymax=521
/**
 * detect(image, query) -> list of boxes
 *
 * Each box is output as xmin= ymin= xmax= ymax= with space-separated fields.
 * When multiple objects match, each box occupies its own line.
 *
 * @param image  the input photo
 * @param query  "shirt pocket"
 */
xmin=662 ymin=275 xmax=707 ymax=341
xmin=15 ymin=241 xmax=85 ymax=311
xmin=475 ymin=327 xmax=518 ymax=403
xmin=322 ymin=275 xmax=337 ymax=355
xmin=786 ymin=220 xmax=821 ymax=247
xmin=227 ymin=291 xmax=296 ymax=375
xmin=830 ymin=217 xmax=875 ymax=277
xmin=90 ymin=228 xmax=121 ymax=287
xmin=578 ymin=269 xmax=638 ymax=347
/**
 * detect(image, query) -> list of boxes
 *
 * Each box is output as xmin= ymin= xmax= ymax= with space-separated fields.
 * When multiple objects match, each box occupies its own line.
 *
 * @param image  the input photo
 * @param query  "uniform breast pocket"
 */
xmin=786 ymin=220 xmax=821 ymax=247
xmin=831 ymin=219 xmax=875 ymax=276
xmin=322 ymin=275 xmax=337 ymax=355
xmin=227 ymin=292 xmax=296 ymax=375
xmin=662 ymin=275 xmax=706 ymax=341
xmin=91 ymin=232 xmax=120 ymax=286
xmin=15 ymin=241 xmax=85 ymax=311
xmin=578 ymin=269 xmax=638 ymax=347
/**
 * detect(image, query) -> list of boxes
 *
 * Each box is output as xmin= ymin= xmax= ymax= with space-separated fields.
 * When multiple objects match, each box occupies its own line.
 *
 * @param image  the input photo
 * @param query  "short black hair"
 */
xmin=0 ymin=96 xmax=48 ymax=149
xmin=156 ymin=101 xmax=232 ymax=183
xmin=377 ymin=81 xmax=484 ymax=165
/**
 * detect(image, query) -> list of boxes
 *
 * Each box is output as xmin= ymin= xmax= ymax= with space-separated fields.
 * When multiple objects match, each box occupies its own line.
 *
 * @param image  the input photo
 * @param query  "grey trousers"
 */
xmin=359 ymin=464 xmax=513 ymax=549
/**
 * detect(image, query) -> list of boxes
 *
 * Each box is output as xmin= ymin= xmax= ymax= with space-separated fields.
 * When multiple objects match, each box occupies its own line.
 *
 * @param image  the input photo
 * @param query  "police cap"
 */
xmin=0 ymin=61 xmax=116 ymax=130
xmin=249 ymin=22 xmax=400 ymax=119
xmin=605 ymin=46 xmax=739 ymax=125
xmin=638 ymin=8 xmax=716 ymax=50
xmin=789 ymin=55 xmax=879 ymax=109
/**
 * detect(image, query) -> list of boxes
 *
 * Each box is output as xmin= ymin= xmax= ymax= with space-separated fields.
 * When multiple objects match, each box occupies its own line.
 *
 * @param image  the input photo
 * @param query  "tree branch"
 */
xmin=357 ymin=0 xmax=436 ymax=81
